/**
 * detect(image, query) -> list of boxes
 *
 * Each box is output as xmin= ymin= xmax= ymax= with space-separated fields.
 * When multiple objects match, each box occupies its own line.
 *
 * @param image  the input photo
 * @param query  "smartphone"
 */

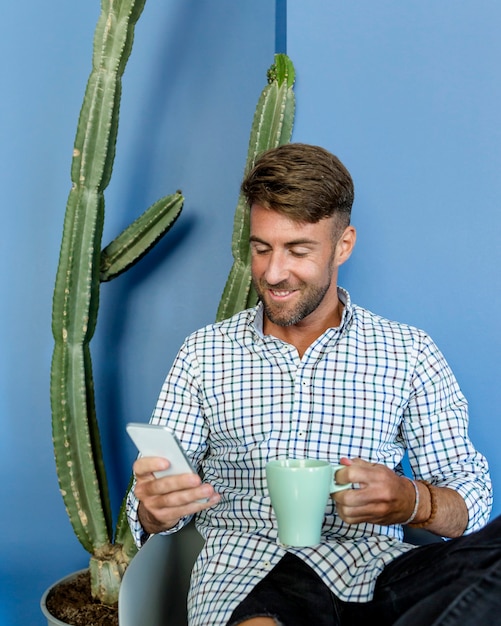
xmin=126 ymin=422 xmax=198 ymax=479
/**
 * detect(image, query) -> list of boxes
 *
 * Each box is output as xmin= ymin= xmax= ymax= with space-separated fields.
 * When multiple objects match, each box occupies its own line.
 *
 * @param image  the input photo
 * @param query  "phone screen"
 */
xmin=126 ymin=422 xmax=197 ymax=478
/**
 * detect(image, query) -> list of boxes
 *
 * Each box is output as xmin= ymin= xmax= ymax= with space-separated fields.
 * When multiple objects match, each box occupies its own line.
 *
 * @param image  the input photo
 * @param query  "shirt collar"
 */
xmin=251 ymin=286 xmax=353 ymax=341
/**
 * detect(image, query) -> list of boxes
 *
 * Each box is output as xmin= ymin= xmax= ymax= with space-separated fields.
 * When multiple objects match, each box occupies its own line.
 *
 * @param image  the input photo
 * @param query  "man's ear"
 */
xmin=335 ymin=226 xmax=356 ymax=266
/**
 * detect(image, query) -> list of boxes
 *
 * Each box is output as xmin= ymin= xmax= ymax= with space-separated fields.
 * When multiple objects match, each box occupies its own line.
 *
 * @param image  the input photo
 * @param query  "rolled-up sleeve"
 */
xmin=404 ymin=332 xmax=492 ymax=533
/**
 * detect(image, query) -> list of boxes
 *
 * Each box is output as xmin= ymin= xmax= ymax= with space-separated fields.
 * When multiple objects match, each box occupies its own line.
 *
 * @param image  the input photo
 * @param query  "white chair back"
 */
xmin=119 ymin=522 xmax=204 ymax=626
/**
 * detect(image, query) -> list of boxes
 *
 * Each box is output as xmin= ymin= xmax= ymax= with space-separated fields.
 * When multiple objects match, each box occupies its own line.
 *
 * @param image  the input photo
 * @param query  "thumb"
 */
xmin=339 ymin=457 xmax=353 ymax=466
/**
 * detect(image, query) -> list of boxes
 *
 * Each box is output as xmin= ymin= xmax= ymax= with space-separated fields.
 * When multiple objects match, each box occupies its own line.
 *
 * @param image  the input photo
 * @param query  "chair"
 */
xmin=118 ymin=521 xmax=204 ymax=626
xmin=118 ymin=523 xmax=441 ymax=625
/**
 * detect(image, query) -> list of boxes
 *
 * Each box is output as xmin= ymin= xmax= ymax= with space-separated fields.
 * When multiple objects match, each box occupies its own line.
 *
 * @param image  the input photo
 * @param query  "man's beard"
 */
xmin=253 ymin=275 xmax=332 ymax=327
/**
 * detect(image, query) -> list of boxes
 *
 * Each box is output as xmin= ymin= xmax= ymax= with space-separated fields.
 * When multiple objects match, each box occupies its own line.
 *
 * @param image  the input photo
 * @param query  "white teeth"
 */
xmin=272 ymin=290 xmax=292 ymax=296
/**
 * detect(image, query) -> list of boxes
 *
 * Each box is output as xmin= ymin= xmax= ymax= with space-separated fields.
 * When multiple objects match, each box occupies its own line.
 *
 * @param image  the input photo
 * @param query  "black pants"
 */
xmin=228 ymin=515 xmax=501 ymax=626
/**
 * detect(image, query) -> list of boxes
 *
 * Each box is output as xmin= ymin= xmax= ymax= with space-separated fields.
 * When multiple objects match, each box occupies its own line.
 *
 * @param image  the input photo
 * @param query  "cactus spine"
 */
xmin=50 ymin=0 xmax=183 ymax=605
xmin=216 ymin=54 xmax=295 ymax=321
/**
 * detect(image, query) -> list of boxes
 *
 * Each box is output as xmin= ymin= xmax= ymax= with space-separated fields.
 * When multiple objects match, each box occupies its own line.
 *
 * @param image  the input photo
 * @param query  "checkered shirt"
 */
xmin=127 ymin=288 xmax=492 ymax=626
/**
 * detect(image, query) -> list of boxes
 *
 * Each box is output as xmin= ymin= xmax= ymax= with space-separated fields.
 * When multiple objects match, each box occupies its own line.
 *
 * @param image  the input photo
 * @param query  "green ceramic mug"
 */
xmin=265 ymin=458 xmax=351 ymax=547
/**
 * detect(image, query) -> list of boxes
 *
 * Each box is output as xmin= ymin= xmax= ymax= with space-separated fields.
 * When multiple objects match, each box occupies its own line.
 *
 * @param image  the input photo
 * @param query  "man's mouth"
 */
xmin=268 ymin=288 xmax=297 ymax=299
xmin=257 ymin=279 xmax=302 ymax=301
xmin=268 ymin=287 xmax=297 ymax=301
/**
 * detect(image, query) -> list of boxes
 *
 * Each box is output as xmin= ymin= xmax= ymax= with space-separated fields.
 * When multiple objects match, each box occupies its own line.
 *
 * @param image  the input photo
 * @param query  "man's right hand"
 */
xmin=133 ymin=456 xmax=221 ymax=534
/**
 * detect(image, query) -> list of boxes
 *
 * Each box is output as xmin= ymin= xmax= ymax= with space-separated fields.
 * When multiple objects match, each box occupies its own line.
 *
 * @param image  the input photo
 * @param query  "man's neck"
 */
xmin=263 ymin=298 xmax=344 ymax=358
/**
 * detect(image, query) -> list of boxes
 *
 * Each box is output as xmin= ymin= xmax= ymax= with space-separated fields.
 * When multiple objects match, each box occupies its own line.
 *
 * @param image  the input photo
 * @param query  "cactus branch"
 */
xmin=216 ymin=54 xmax=295 ymax=322
xmin=100 ymin=191 xmax=184 ymax=282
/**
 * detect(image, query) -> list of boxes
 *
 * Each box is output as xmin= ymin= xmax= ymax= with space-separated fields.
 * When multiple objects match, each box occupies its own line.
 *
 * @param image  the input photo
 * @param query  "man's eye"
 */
xmin=253 ymin=246 xmax=270 ymax=255
xmin=290 ymin=249 xmax=309 ymax=257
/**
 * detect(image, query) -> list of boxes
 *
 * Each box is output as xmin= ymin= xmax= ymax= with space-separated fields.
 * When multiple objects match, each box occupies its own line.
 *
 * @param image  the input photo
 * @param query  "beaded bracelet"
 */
xmin=409 ymin=480 xmax=437 ymax=528
xmin=402 ymin=477 xmax=420 ymax=525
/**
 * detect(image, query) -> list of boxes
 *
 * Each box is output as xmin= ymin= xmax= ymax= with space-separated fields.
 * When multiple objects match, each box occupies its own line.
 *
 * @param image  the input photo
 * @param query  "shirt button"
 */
xmin=262 ymin=561 xmax=271 ymax=570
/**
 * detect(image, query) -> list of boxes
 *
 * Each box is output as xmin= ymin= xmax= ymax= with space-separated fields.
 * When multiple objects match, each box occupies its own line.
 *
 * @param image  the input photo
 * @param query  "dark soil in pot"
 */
xmin=45 ymin=571 xmax=118 ymax=626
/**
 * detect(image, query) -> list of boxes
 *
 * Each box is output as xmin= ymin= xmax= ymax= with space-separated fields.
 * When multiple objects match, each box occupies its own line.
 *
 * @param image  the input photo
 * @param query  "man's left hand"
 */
xmin=333 ymin=458 xmax=416 ymax=526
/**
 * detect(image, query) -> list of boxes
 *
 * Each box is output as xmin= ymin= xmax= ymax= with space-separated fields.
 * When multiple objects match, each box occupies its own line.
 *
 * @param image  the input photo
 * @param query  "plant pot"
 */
xmin=40 ymin=569 xmax=118 ymax=626
xmin=41 ymin=569 xmax=85 ymax=626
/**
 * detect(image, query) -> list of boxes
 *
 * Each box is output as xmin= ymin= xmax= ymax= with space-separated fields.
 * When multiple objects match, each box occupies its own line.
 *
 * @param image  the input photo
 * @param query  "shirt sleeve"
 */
xmin=403 ymin=331 xmax=492 ymax=533
xmin=126 ymin=339 xmax=205 ymax=547
xmin=126 ymin=481 xmax=147 ymax=547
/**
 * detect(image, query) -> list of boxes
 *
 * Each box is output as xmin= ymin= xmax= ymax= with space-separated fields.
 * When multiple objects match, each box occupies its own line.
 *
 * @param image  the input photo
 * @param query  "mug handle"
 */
xmin=330 ymin=464 xmax=352 ymax=493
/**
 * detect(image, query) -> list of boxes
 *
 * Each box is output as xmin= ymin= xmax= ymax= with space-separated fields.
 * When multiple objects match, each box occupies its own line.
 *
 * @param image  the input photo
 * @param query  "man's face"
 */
xmin=250 ymin=204 xmax=340 ymax=327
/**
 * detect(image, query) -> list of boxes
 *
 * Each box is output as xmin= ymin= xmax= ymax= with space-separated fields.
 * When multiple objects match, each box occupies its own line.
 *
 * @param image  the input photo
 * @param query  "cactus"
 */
xmin=50 ymin=0 xmax=295 ymax=609
xmin=50 ymin=0 xmax=183 ymax=606
xmin=216 ymin=54 xmax=295 ymax=321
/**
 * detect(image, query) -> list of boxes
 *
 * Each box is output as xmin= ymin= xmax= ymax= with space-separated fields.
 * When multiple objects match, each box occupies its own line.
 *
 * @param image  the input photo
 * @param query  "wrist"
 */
xmin=138 ymin=501 xmax=180 ymax=534
xmin=401 ymin=477 xmax=420 ymax=525
xmin=409 ymin=480 xmax=437 ymax=528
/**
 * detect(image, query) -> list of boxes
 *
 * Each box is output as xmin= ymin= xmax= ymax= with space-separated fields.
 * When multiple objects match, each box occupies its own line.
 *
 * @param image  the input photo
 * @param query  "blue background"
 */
xmin=1 ymin=2 xmax=499 ymax=624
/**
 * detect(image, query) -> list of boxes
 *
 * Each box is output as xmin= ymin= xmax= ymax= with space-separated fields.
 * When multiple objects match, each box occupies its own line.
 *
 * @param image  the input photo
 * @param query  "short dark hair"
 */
xmin=241 ymin=143 xmax=354 ymax=226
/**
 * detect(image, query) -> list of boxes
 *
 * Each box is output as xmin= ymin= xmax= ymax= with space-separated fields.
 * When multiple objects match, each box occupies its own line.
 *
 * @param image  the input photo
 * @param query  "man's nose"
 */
xmin=263 ymin=251 xmax=289 ymax=285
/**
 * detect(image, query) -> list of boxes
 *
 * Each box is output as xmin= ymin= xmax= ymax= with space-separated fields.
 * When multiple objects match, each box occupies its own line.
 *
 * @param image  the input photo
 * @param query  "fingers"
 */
xmin=337 ymin=457 xmax=384 ymax=484
xmin=133 ymin=456 xmax=221 ymax=533
xmin=133 ymin=455 xmax=170 ymax=479
xmin=139 ymin=481 xmax=219 ymax=532
xmin=332 ymin=460 xmax=412 ymax=526
xmin=334 ymin=457 xmax=371 ymax=487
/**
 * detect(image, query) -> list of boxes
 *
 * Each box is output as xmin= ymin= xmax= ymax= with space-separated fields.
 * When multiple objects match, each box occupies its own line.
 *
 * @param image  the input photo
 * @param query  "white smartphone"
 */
xmin=126 ymin=422 xmax=198 ymax=479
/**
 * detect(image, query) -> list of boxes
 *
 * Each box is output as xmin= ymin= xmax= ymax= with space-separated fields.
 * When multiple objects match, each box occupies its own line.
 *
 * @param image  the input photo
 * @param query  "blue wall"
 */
xmin=1 ymin=2 xmax=500 ymax=625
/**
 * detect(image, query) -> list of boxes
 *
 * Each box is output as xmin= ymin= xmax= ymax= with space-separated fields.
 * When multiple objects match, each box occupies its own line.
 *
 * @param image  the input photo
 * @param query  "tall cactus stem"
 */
xmin=50 ymin=0 xmax=183 ymax=604
xmin=216 ymin=54 xmax=296 ymax=322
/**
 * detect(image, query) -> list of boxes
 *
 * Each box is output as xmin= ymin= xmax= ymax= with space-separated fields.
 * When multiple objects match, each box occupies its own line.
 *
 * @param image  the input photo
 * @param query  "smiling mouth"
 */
xmin=257 ymin=279 xmax=302 ymax=301
xmin=268 ymin=288 xmax=298 ymax=299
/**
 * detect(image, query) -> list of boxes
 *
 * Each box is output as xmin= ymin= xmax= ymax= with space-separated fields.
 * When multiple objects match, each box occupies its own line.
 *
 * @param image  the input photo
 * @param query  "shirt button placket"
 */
xmin=290 ymin=367 xmax=310 ymax=456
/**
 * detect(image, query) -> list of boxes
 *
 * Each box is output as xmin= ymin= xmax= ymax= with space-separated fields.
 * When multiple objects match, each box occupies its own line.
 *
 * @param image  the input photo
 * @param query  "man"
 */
xmin=127 ymin=143 xmax=495 ymax=625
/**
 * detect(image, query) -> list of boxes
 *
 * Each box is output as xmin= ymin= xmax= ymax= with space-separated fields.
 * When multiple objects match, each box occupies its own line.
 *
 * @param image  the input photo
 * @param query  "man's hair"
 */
xmin=241 ymin=143 xmax=354 ymax=226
